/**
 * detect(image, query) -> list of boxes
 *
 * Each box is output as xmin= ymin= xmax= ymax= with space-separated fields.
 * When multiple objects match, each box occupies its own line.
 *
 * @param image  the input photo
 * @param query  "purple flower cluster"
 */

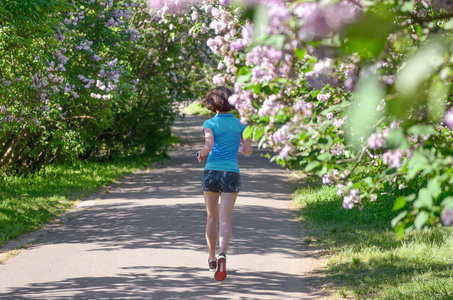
xmin=294 ymin=1 xmax=359 ymax=41
xmin=342 ymin=188 xmax=361 ymax=210
xmin=441 ymin=206 xmax=453 ymax=226
xmin=445 ymin=107 xmax=453 ymax=130
xmin=382 ymin=149 xmax=404 ymax=168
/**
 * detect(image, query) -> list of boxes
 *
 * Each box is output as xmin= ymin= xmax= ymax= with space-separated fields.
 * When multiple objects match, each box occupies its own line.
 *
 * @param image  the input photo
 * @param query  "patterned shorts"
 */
xmin=201 ymin=170 xmax=241 ymax=193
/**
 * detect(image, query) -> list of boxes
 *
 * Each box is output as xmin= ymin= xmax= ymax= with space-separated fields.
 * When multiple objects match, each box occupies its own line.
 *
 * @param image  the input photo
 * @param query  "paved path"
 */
xmin=0 ymin=114 xmax=324 ymax=299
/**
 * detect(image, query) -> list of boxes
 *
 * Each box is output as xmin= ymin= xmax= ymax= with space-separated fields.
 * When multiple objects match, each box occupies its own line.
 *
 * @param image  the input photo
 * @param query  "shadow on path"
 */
xmin=0 ymin=114 xmax=326 ymax=299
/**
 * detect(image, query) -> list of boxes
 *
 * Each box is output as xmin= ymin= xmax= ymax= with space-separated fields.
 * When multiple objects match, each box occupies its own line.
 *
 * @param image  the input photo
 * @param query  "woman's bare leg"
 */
xmin=204 ymin=191 xmax=219 ymax=260
xmin=218 ymin=192 xmax=238 ymax=254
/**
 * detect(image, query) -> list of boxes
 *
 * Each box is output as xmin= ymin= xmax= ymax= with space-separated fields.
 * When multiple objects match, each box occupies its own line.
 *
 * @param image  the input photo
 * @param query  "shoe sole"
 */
xmin=214 ymin=257 xmax=227 ymax=281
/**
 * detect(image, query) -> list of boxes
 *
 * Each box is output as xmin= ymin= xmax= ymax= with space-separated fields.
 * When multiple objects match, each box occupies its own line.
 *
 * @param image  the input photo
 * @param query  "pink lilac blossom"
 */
xmin=272 ymin=125 xmax=290 ymax=143
xmin=322 ymin=174 xmax=334 ymax=185
xmin=230 ymin=39 xmax=248 ymax=51
xmin=279 ymin=145 xmax=291 ymax=159
xmin=342 ymin=188 xmax=361 ymax=210
xmin=441 ymin=207 xmax=453 ymax=226
xmin=266 ymin=0 xmax=290 ymax=35
xmin=219 ymin=0 xmax=231 ymax=6
xmin=293 ymin=100 xmax=312 ymax=117
xmin=258 ymin=94 xmax=282 ymax=117
xmin=382 ymin=149 xmax=403 ymax=168
xmin=295 ymin=1 xmax=359 ymax=41
xmin=445 ymin=107 xmax=453 ymax=130
xmin=367 ymin=133 xmax=386 ymax=150
xmin=317 ymin=93 xmax=331 ymax=102
xmin=331 ymin=142 xmax=344 ymax=156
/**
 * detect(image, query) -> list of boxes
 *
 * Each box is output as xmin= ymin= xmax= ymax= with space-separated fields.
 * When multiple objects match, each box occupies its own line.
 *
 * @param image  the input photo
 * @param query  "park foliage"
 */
xmin=0 ymin=0 xmax=216 ymax=173
xmin=1 ymin=0 xmax=453 ymax=236
xmin=147 ymin=0 xmax=453 ymax=236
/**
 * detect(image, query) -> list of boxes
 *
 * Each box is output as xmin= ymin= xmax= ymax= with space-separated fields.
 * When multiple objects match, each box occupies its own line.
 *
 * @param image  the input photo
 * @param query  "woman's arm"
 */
xmin=238 ymin=136 xmax=253 ymax=156
xmin=198 ymin=128 xmax=214 ymax=162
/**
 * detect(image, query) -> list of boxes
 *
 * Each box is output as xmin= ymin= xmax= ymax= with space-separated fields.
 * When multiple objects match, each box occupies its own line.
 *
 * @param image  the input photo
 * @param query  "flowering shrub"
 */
xmin=148 ymin=0 xmax=452 ymax=235
xmin=0 ymin=0 xmax=217 ymax=171
xmin=2 ymin=0 xmax=452 ymax=235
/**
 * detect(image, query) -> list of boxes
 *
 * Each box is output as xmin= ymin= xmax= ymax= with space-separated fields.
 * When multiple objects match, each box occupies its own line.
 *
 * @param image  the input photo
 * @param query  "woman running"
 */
xmin=197 ymin=86 xmax=252 ymax=281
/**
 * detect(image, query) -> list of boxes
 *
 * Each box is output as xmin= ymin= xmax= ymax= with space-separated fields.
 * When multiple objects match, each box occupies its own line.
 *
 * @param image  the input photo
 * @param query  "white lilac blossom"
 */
xmin=96 ymin=80 xmax=106 ymax=90
xmin=91 ymin=93 xmax=102 ymax=99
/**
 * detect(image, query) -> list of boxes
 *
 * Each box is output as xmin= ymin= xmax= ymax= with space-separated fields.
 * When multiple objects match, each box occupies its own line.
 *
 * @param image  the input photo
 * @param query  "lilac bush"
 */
xmin=180 ymin=0 xmax=453 ymax=235
xmin=0 ymin=0 xmax=217 ymax=170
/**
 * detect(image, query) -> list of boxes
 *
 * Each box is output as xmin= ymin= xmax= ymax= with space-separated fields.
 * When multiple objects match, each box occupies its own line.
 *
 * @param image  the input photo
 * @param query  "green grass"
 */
xmin=183 ymin=101 xmax=241 ymax=118
xmin=294 ymin=182 xmax=453 ymax=299
xmin=0 ymin=154 xmax=166 ymax=247
xmin=183 ymin=100 xmax=215 ymax=116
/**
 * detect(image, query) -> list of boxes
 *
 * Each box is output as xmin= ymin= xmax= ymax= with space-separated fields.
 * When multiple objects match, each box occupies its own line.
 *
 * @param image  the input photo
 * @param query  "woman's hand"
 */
xmin=239 ymin=137 xmax=253 ymax=156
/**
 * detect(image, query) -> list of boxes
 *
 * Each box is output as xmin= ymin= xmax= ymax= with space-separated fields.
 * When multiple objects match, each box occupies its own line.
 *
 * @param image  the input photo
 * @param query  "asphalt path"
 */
xmin=0 ymin=114 xmax=324 ymax=299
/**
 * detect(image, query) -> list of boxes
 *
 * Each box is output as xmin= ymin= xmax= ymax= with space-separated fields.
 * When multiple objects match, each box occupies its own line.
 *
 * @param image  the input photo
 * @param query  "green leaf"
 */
xmin=406 ymin=152 xmax=430 ymax=180
xmin=386 ymin=128 xmax=408 ymax=150
xmin=441 ymin=196 xmax=453 ymax=208
xmin=236 ymin=73 xmax=252 ymax=85
xmin=394 ymin=222 xmax=405 ymax=239
xmin=295 ymin=48 xmax=306 ymax=60
xmin=414 ymin=211 xmax=429 ymax=229
xmin=363 ymin=177 xmax=374 ymax=188
xmin=427 ymin=178 xmax=442 ymax=198
xmin=414 ymin=188 xmax=433 ymax=209
xmin=391 ymin=211 xmax=408 ymax=227
xmin=344 ymin=11 xmax=397 ymax=58
xmin=393 ymin=196 xmax=407 ymax=211
xmin=317 ymin=152 xmax=332 ymax=162
xmin=237 ymin=66 xmax=251 ymax=76
xmin=396 ymin=42 xmax=445 ymax=97
xmin=400 ymin=0 xmax=414 ymax=12
xmin=317 ymin=135 xmax=334 ymax=149
xmin=346 ymin=69 xmax=385 ymax=149
xmin=264 ymin=35 xmax=286 ymax=50
xmin=253 ymin=127 xmax=264 ymax=141
xmin=243 ymin=126 xmax=253 ymax=139
xmin=407 ymin=125 xmax=438 ymax=137
xmin=305 ymin=161 xmax=320 ymax=172
xmin=252 ymin=4 xmax=269 ymax=41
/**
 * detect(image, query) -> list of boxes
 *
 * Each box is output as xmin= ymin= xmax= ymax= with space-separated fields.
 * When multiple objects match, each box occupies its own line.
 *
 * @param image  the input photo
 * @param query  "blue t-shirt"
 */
xmin=203 ymin=113 xmax=246 ymax=173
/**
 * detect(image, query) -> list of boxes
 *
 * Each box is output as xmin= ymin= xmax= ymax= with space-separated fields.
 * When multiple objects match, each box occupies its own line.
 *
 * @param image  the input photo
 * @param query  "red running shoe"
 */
xmin=214 ymin=253 xmax=227 ymax=281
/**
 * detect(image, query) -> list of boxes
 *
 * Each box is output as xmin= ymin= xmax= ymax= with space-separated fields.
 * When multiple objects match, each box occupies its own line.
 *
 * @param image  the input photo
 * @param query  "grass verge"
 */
xmin=294 ymin=182 xmax=453 ymax=299
xmin=183 ymin=101 xmax=241 ymax=118
xmin=183 ymin=100 xmax=214 ymax=117
xmin=0 ymin=154 xmax=166 ymax=247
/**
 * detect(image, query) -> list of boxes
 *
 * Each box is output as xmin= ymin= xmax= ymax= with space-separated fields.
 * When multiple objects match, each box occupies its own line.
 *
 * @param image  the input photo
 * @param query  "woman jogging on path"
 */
xmin=197 ymin=86 xmax=252 ymax=281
